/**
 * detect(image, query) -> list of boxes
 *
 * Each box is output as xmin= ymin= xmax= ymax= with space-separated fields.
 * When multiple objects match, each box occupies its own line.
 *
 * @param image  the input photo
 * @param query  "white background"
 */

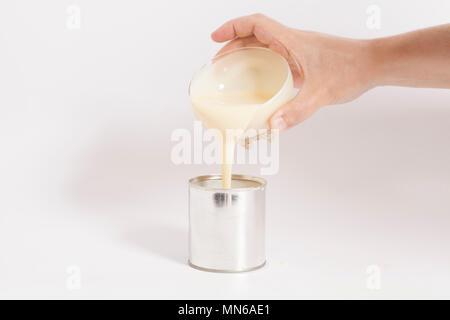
xmin=1 ymin=0 xmax=450 ymax=299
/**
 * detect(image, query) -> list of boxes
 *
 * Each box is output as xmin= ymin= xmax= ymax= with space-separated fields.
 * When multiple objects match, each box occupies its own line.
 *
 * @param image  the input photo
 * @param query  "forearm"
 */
xmin=369 ymin=24 xmax=450 ymax=88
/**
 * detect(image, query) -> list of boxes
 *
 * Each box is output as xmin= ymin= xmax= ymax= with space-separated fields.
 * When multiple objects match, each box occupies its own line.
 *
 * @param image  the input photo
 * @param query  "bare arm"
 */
xmin=372 ymin=24 xmax=450 ymax=88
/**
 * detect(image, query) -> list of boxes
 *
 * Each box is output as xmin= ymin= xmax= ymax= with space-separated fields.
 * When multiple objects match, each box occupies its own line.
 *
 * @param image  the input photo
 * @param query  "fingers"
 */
xmin=215 ymin=36 xmax=265 ymax=57
xmin=211 ymin=14 xmax=283 ymax=45
xmin=211 ymin=14 xmax=311 ymax=130
xmin=212 ymin=14 xmax=302 ymax=88
xmin=269 ymin=89 xmax=318 ymax=131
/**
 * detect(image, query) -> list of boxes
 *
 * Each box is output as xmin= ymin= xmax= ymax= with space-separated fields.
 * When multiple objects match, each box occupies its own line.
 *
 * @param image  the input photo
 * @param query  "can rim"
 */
xmin=189 ymin=174 xmax=266 ymax=191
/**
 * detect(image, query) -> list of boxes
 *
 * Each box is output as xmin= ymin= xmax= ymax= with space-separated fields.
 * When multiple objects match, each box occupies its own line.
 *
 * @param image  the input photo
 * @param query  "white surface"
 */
xmin=1 ymin=0 xmax=450 ymax=299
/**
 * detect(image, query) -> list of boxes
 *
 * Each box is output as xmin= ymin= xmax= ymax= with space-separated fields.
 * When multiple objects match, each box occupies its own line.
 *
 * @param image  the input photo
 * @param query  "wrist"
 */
xmin=363 ymin=38 xmax=389 ymax=88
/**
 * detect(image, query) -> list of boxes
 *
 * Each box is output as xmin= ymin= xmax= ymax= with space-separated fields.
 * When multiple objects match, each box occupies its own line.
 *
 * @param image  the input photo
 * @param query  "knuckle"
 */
xmin=251 ymin=13 xmax=266 ymax=20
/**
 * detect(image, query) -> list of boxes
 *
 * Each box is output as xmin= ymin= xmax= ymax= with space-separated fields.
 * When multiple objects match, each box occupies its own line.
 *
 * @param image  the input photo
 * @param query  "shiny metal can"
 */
xmin=188 ymin=174 xmax=266 ymax=272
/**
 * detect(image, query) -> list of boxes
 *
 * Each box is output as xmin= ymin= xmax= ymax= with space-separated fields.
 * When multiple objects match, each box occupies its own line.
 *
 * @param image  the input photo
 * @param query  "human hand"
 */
xmin=211 ymin=14 xmax=377 ymax=131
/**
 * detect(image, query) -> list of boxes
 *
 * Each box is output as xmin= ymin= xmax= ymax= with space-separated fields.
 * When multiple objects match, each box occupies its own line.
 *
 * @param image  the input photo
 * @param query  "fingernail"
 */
xmin=271 ymin=112 xmax=288 ymax=131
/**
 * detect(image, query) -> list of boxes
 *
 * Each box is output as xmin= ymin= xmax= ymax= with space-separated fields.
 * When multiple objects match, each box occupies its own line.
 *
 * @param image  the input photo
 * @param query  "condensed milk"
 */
xmin=189 ymin=47 xmax=293 ymax=188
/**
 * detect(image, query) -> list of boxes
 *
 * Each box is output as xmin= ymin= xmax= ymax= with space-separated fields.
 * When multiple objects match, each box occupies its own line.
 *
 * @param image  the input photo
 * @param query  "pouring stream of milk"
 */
xmin=191 ymin=94 xmax=270 ymax=188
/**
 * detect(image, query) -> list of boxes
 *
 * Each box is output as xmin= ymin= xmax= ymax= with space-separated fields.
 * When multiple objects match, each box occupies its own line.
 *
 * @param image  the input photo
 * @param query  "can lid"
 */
xmin=189 ymin=174 xmax=266 ymax=191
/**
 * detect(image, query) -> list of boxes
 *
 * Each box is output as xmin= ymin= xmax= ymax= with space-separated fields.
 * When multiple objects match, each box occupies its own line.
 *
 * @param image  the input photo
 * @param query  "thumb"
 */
xmin=269 ymin=89 xmax=317 ymax=131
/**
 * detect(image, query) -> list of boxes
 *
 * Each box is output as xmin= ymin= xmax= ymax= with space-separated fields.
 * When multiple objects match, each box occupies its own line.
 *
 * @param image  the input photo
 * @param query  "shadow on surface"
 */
xmin=122 ymin=224 xmax=188 ymax=265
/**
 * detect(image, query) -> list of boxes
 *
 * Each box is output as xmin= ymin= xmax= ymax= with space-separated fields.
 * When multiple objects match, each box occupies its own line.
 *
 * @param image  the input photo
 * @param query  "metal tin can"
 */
xmin=188 ymin=174 xmax=266 ymax=272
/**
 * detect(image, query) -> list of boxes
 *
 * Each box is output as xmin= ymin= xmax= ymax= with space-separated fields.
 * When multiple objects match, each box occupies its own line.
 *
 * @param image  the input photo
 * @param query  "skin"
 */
xmin=211 ymin=14 xmax=450 ymax=131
